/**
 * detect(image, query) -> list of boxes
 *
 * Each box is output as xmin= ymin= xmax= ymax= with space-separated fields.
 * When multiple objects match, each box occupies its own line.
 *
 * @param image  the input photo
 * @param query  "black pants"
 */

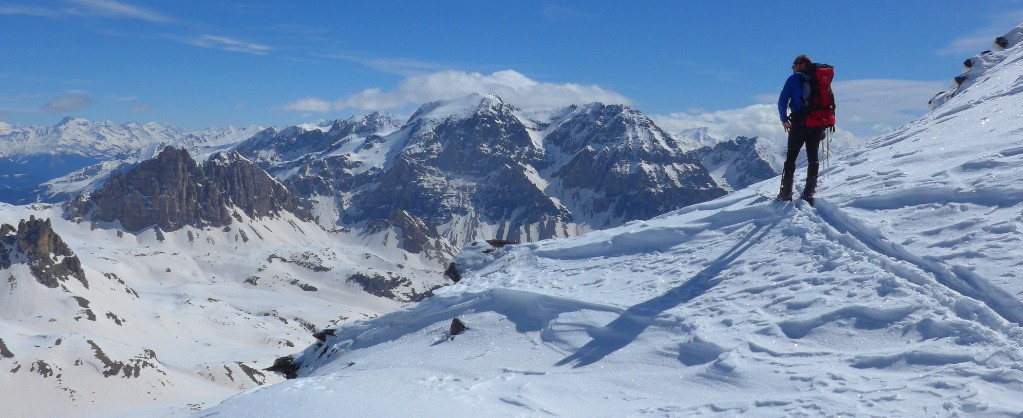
xmin=779 ymin=125 xmax=825 ymax=199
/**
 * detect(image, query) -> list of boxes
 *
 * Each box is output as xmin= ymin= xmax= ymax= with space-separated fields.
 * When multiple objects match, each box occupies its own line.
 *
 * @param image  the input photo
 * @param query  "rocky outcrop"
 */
xmin=0 ymin=216 xmax=88 ymax=289
xmin=65 ymin=146 xmax=311 ymax=232
xmin=346 ymin=272 xmax=432 ymax=303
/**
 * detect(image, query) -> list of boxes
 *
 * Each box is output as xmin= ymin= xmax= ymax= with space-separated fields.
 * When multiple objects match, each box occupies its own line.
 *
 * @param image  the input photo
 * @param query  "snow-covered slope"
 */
xmin=0 ymin=203 xmax=446 ymax=417
xmin=202 ymin=25 xmax=1023 ymax=416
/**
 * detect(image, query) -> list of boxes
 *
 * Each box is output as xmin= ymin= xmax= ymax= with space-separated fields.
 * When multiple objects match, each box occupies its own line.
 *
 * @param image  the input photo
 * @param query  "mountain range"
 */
xmin=0 ymin=94 xmax=782 ymax=416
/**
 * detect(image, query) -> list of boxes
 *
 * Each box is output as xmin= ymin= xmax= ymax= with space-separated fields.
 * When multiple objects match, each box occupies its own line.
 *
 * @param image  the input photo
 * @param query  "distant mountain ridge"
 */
xmin=0 ymin=118 xmax=262 ymax=203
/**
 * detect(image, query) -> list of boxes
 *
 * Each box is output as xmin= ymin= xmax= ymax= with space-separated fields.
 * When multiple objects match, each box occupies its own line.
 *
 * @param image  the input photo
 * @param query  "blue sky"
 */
xmin=2 ymin=1 xmax=1022 ymax=142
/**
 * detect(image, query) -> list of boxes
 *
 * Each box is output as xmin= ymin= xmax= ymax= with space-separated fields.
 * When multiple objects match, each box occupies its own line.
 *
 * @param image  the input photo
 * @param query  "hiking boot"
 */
xmin=775 ymin=194 xmax=792 ymax=202
xmin=800 ymin=194 xmax=815 ymax=206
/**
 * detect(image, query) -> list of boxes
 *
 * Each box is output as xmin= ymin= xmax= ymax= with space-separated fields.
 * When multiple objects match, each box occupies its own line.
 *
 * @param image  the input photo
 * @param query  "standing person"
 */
xmin=777 ymin=55 xmax=827 ymax=205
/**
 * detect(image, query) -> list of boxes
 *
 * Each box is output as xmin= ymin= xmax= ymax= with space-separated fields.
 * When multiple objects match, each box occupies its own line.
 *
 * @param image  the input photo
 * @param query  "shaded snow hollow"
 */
xmin=203 ymin=25 xmax=1023 ymax=417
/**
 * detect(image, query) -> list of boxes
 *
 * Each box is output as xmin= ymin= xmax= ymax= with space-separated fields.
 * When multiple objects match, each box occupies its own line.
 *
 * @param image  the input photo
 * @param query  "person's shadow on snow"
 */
xmin=555 ymin=217 xmax=780 ymax=368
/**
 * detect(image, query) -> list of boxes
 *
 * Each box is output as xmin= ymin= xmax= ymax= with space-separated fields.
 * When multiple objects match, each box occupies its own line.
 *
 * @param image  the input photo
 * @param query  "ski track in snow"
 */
xmin=812 ymin=197 xmax=1023 ymax=329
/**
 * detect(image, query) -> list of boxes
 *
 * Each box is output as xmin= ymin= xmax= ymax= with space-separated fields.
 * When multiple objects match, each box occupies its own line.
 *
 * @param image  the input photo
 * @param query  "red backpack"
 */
xmin=802 ymin=63 xmax=836 ymax=129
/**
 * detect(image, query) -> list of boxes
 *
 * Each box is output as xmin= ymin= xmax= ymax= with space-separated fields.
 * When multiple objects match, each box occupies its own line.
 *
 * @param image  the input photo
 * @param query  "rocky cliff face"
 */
xmin=64 ymin=146 xmax=311 ymax=232
xmin=0 ymin=216 xmax=88 ymax=289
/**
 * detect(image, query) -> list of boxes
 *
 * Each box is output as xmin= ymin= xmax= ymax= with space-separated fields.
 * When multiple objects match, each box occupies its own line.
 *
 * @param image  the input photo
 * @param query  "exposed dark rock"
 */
xmin=267 ymin=252 xmax=331 ymax=272
xmin=484 ymin=239 xmax=518 ymax=248
xmin=444 ymin=262 xmax=461 ymax=283
xmin=265 ymin=355 xmax=299 ymax=379
xmin=72 ymin=296 xmax=97 ymax=321
xmin=312 ymin=328 xmax=335 ymax=342
xmin=347 ymin=272 xmax=431 ymax=302
xmin=236 ymin=362 xmax=266 ymax=385
xmin=31 ymin=360 xmax=54 ymax=377
xmin=450 ymin=318 xmax=468 ymax=336
xmin=64 ymin=146 xmax=311 ymax=232
xmin=0 ymin=216 xmax=88 ymax=289
xmin=0 ymin=337 xmax=14 ymax=358
xmin=87 ymin=340 xmax=161 ymax=378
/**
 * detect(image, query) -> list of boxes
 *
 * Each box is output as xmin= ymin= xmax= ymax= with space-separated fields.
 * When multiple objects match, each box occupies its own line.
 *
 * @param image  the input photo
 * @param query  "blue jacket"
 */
xmin=778 ymin=72 xmax=807 ymax=123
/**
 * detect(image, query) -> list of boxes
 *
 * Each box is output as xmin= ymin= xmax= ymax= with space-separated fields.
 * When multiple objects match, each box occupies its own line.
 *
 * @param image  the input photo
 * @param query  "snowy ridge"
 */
xmin=203 ymin=23 xmax=1023 ymax=416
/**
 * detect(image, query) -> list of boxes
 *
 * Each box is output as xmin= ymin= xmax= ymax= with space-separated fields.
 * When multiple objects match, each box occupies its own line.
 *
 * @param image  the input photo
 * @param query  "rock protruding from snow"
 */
xmin=0 ymin=216 xmax=87 ymax=289
xmin=929 ymin=24 xmax=1023 ymax=109
xmin=64 ymin=146 xmax=311 ymax=232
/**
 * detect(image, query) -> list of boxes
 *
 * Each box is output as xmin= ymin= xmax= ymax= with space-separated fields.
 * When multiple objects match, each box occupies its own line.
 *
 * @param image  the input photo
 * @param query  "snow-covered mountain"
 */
xmin=201 ymin=25 xmax=1023 ymax=416
xmin=0 ymin=118 xmax=262 ymax=203
xmin=239 ymin=96 xmax=762 ymax=254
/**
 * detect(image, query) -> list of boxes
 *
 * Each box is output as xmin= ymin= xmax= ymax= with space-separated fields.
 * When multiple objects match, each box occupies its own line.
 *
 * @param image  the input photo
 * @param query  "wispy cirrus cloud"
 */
xmin=130 ymin=102 xmax=152 ymax=113
xmin=66 ymin=0 xmax=171 ymax=23
xmin=1 ymin=0 xmax=171 ymax=22
xmin=0 ymin=4 xmax=59 ymax=17
xmin=189 ymin=35 xmax=272 ymax=55
xmin=283 ymin=69 xmax=631 ymax=114
xmin=314 ymin=53 xmax=448 ymax=76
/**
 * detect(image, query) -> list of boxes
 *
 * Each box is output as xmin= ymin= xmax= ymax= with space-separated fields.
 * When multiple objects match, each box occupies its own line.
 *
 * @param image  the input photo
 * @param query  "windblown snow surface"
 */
xmin=201 ymin=27 xmax=1023 ymax=418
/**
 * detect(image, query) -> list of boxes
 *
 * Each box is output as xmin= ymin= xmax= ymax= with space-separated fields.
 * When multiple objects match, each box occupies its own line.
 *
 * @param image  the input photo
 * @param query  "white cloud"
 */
xmin=190 ymin=35 xmax=271 ymax=55
xmin=937 ymin=10 xmax=1023 ymax=56
xmin=284 ymin=97 xmax=331 ymax=113
xmin=652 ymin=104 xmax=794 ymax=147
xmin=830 ymin=79 xmax=946 ymax=135
xmin=42 ymin=93 xmax=92 ymax=113
xmin=285 ymin=70 xmax=632 ymax=114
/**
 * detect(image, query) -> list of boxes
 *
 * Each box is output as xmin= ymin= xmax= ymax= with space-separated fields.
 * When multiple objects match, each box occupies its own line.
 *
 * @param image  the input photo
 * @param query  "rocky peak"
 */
xmin=399 ymin=94 xmax=542 ymax=176
xmin=64 ymin=146 xmax=311 ymax=232
xmin=546 ymin=102 xmax=679 ymax=154
xmin=0 ymin=216 xmax=88 ymax=289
